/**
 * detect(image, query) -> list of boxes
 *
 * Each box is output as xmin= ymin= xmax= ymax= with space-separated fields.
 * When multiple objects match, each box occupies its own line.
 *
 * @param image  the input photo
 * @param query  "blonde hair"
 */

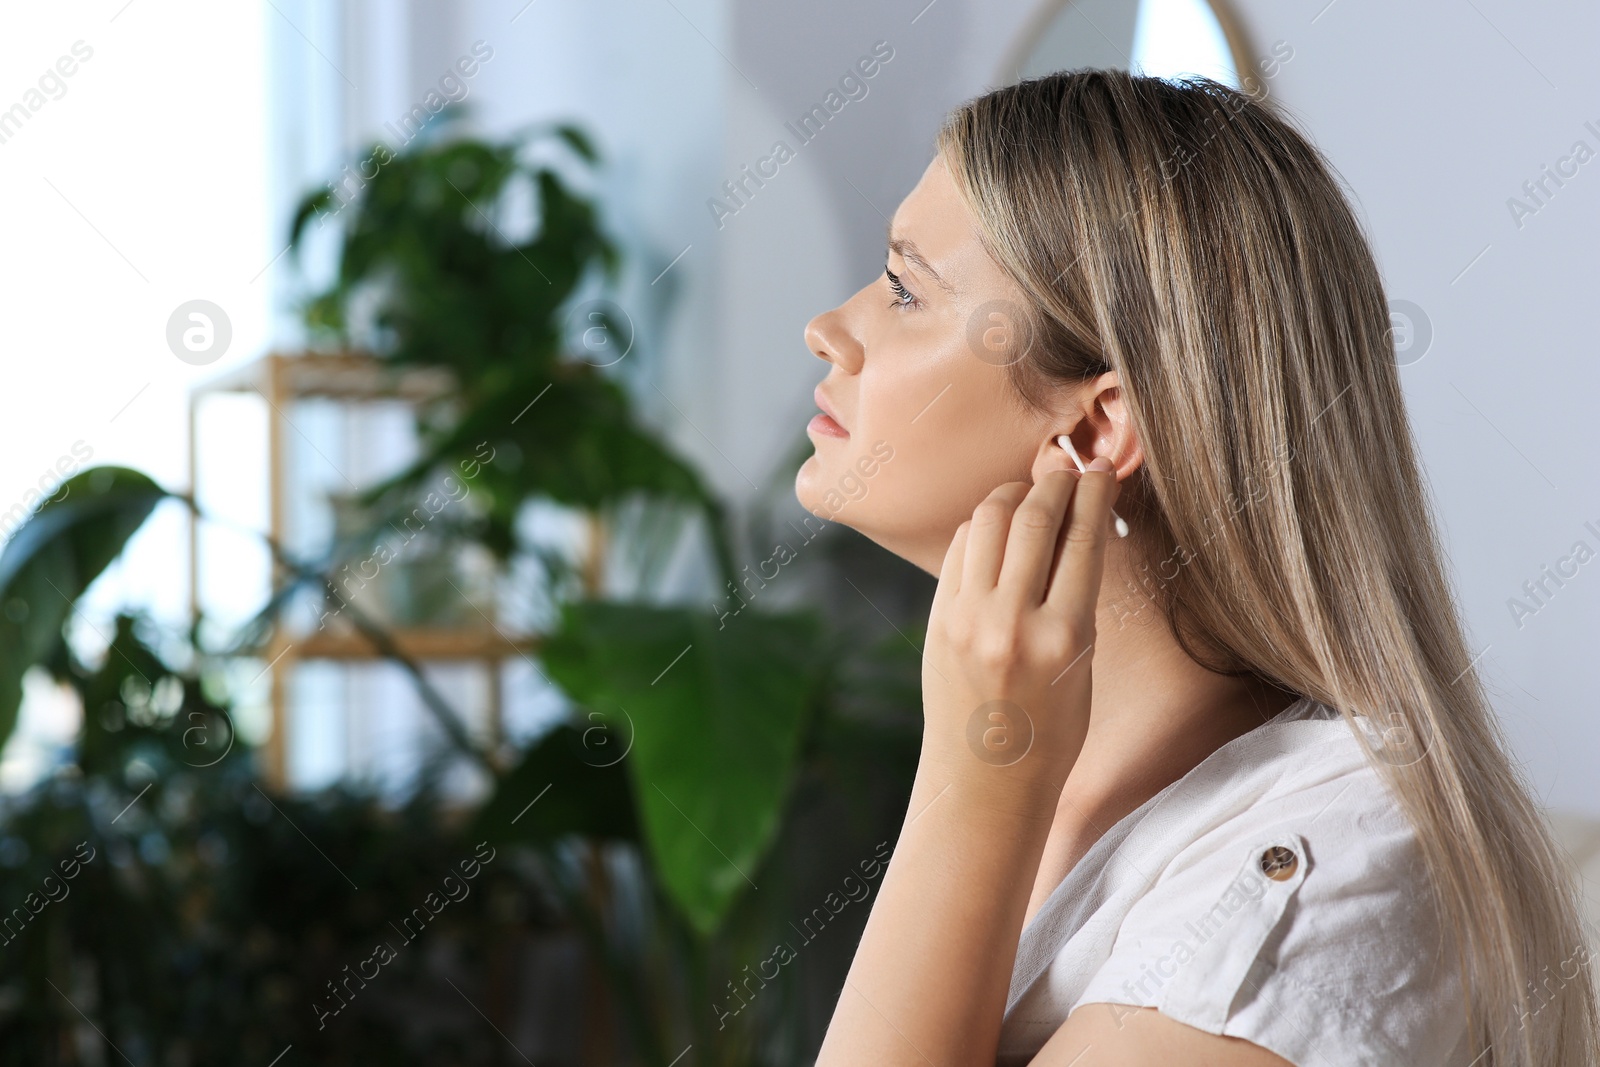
xmin=938 ymin=69 xmax=1598 ymax=1065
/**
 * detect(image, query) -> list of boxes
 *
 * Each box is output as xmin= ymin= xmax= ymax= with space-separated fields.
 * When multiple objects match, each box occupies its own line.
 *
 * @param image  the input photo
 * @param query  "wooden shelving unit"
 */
xmin=185 ymin=351 xmax=563 ymax=788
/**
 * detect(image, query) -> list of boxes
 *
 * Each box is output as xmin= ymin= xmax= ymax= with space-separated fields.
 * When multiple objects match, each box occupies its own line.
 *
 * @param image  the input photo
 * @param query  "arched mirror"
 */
xmin=1002 ymin=0 xmax=1253 ymax=89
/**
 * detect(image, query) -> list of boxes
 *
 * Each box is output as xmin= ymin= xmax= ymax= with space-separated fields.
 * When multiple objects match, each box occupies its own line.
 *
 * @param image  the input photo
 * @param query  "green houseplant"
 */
xmin=0 ymin=118 xmax=928 ymax=1065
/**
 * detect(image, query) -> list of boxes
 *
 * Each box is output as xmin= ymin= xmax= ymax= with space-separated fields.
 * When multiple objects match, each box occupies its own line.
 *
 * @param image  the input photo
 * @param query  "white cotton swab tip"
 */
xmin=1055 ymin=435 xmax=1130 ymax=538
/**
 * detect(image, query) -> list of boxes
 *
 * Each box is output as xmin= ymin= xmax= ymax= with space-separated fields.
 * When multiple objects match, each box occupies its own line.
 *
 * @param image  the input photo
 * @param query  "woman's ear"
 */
xmin=1029 ymin=424 xmax=1082 ymax=485
xmin=1064 ymin=371 xmax=1144 ymax=482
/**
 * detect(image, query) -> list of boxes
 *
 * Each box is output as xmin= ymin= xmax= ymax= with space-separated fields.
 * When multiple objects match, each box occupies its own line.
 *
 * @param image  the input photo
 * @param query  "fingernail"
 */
xmin=1086 ymin=456 xmax=1113 ymax=473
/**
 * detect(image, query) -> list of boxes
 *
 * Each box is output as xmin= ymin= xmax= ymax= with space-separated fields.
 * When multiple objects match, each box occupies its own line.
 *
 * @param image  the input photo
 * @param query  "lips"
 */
xmin=813 ymin=386 xmax=847 ymax=433
xmin=808 ymin=385 xmax=849 ymax=441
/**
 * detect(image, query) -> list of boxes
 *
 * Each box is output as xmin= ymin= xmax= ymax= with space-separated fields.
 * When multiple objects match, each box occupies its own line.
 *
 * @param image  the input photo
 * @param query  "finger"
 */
xmin=997 ymin=469 xmax=1080 ymax=606
xmin=963 ymin=482 xmax=1030 ymax=592
xmin=1044 ymin=467 xmax=1120 ymax=615
xmin=933 ymin=520 xmax=972 ymax=603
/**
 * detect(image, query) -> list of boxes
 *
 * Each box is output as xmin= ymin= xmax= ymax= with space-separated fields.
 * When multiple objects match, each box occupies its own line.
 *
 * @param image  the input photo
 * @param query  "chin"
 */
xmin=793 ymin=452 xmax=826 ymax=513
xmin=793 ymin=464 xmax=850 ymax=526
xmin=794 ymin=440 xmax=949 ymax=572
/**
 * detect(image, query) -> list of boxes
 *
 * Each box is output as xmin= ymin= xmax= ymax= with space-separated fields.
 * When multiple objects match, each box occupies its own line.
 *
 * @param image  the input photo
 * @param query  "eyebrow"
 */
xmin=886 ymin=224 xmax=955 ymax=296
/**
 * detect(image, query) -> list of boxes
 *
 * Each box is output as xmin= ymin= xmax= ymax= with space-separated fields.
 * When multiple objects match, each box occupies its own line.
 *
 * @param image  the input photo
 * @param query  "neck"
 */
xmin=1060 ymin=544 xmax=1293 ymax=834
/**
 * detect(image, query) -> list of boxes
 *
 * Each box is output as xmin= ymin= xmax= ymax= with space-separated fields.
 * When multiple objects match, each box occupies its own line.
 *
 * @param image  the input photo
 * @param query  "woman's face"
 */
xmin=796 ymin=153 xmax=1071 ymax=575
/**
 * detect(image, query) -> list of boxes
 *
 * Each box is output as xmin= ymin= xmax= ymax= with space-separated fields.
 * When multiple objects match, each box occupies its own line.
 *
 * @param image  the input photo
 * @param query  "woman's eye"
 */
xmin=884 ymin=265 xmax=918 ymax=310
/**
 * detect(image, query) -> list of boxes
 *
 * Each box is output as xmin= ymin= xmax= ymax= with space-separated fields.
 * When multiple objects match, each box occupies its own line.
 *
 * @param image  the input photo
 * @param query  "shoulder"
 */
xmin=1066 ymin=706 xmax=1469 ymax=1066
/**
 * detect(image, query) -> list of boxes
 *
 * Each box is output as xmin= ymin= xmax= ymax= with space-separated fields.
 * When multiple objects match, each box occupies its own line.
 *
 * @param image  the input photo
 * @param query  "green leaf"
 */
xmin=358 ymin=363 xmax=738 ymax=583
xmin=552 ymin=123 xmax=599 ymax=163
xmin=0 ymin=467 xmax=167 ymax=749
xmin=289 ymin=124 xmax=622 ymax=389
xmin=286 ymin=185 xmax=337 ymax=252
xmin=541 ymin=601 xmax=825 ymax=936
xmin=471 ymin=722 xmax=639 ymax=846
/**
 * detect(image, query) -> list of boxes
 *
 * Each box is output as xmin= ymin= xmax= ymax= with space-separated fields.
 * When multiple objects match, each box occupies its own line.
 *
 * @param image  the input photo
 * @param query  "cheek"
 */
xmin=869 ymin=412 xmax=1026 ymax=535
xmin=798 ymin=357 xmax=1038 ymax=542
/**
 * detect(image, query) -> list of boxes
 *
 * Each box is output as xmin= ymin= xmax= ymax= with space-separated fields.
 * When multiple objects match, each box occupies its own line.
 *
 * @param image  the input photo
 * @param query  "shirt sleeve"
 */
xmin=1069 ymin=758 xmax=1470 ymax=1066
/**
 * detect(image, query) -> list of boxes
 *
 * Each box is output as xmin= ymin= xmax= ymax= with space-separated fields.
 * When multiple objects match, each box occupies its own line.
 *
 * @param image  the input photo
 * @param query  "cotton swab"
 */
xmin=1055 ymin=435 xmax=1130 ymax=538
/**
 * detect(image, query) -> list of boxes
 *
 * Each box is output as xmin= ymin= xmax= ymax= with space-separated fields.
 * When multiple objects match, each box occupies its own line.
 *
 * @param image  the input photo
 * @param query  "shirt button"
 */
xmin=1259 ymin=845 xmax=1298 ymax=881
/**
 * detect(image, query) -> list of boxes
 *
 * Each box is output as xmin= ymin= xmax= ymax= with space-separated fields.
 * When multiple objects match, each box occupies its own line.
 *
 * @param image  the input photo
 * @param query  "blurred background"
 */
xmin=0 ymin=0 xmax=1595 ymax=1063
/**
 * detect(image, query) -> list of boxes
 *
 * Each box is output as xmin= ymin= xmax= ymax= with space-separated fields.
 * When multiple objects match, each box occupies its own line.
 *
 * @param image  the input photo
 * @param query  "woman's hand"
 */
xmin=920 ymin=456 xmax=1120 ymax=797
xmin=813 ymin=455 xmax=1120 ymax=1067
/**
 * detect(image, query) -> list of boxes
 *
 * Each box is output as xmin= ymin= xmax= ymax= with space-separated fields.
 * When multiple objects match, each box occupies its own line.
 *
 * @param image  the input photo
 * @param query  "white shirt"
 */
xmin=997 ymin=696 xmax=1471 ymax=1066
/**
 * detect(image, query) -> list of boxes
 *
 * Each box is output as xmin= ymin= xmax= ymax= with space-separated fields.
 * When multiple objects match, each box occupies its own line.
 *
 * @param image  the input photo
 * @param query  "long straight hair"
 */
xmin=938 ymin=70 xmax=1597 ymax=1066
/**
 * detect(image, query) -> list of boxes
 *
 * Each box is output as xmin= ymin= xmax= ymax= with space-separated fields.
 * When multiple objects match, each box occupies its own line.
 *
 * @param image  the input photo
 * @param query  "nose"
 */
xmin=804 ymin=303 xmax=864 ymax=375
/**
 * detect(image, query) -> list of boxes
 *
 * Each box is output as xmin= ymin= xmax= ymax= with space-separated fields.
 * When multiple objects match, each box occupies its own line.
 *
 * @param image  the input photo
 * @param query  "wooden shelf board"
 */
xmin=192 ymin=350 xmax=457 ymax=402
xmin=279 ymin=627 xmax=540 ymax=661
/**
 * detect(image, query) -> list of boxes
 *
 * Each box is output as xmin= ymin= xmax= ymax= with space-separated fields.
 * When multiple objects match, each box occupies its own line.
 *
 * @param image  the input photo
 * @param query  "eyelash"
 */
xmin=884 ymin=265 xmax=919 ymax=310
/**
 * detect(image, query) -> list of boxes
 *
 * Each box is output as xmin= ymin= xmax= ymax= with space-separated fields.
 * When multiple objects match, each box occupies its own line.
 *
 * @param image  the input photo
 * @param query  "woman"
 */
xmin=794 ymin=70 xmax=1597 ymax=1066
